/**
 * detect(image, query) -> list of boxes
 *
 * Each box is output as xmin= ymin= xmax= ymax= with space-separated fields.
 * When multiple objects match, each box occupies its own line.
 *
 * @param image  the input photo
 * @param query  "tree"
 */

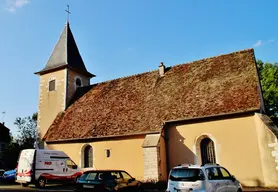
xmin=257 ymin=60 xmax=278 ymax=125
xmin=14 ymin=112 xmax=37 ymax=149
xmin=2 ymin=113 xmax=38 ymax=169
xmin=2 ymin=141 xmax=21 ymax=170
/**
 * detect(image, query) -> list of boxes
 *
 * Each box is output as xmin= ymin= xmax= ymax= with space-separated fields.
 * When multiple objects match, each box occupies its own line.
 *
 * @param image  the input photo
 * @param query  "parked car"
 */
xmin=166 ymin=163 xmax=242 ymax=192
xmin=2 ymin=169 xmax=16 ymax=183
xmin=75 ymin=169 xmax=142 ymax=192
xmin=0 ymin=169 xmax=5 ymax=181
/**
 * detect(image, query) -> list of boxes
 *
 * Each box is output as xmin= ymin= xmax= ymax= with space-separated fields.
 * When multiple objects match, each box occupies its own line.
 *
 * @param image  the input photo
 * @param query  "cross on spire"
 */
xmin=65 ymin=5 xmax=71 ymax=22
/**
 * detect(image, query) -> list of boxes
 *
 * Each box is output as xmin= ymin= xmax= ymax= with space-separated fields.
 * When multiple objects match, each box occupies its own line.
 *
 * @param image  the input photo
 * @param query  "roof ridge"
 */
xmin=171 ymin=48 xmax=254 ymax=69
xmin=91 ymin=48 xmax=254 ymax=86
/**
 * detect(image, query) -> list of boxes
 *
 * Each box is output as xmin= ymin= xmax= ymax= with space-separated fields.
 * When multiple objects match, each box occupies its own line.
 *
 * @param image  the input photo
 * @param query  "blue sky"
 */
xmin=0 ymin=0 xmax=278 ymax=136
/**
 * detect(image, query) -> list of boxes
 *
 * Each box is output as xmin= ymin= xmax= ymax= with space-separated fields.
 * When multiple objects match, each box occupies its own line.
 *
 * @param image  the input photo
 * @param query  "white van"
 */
xmin=16 ymin=149 xmax=83 ymax=188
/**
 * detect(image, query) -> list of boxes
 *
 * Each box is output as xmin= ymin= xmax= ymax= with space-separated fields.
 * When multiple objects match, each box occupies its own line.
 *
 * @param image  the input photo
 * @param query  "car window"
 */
xmin=66 ymin=159 xmax=76 ymax=169
xmin=205 ymin=167 xmax=221 ymax=180
xmin=169 ymin=168 xmax=204 ymax=182
xmin=219 ymin=167 xmax=231 ymax=179
xmin=99 ymin=172 xmax=114 ymax=180
xmin=111 ymin=171 xmax=121 ymax=179
xmin=80 ymin=172 xmax=98 ymax=181
xmin=120 ymin=171 xmax=132 ymax=180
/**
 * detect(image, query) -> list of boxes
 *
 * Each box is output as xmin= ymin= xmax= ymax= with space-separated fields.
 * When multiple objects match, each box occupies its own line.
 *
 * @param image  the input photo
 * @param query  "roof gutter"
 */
xmin=45 ymin=131 xmax=160 ymax=144
xmin=162 ymin=108 xmax=260 ymax=125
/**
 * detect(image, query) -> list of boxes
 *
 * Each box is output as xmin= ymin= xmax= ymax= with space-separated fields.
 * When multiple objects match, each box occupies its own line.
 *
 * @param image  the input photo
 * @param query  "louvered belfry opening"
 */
xmin=200 ymin=138 xmax=216 ymax=164
xmin=84 ymin=145 xmax=93 ymax=168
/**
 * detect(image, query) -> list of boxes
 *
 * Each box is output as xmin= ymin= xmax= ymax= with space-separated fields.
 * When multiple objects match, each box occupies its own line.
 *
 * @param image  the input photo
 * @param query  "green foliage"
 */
xmin=2 ymin=112 xmax=38 ymax=169
xmin=2 ymin=141 xmax=21 ymax=170
xmin=257 ymin=60 xmax=278 ymax=125
xmin=14 ymin=112 xmax=37 ymax=149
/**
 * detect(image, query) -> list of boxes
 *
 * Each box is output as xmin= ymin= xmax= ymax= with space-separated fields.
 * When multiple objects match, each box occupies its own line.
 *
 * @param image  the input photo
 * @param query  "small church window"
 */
xmin=106 ymin=149 xmax=111 ymax=158
xmin=84 ymin=145 xmax=93 ymax=168
xmin=76 ymin=78 xmax=82 ymax=88
xmin=200 ymin=138 xmax=216 ymax=164
xmin=49 ymin=80 xmax=56 ymax=91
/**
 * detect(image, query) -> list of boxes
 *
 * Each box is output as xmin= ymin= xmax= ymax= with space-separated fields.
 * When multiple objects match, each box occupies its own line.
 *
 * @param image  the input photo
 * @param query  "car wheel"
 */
xmin=237 ymin=189 xmax=242 ymax=192
xmin=21 ymin=183 xmax=29 ymax=187
xmin=35 ymin=177 xmax=46 ymax=188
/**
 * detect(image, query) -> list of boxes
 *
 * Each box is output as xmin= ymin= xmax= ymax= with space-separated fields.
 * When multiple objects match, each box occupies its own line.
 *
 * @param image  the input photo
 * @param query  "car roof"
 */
xmin=83 ymin=169 xmax=127 ymax=173
xmin=172 ymin=163 xmax=221 ymax=170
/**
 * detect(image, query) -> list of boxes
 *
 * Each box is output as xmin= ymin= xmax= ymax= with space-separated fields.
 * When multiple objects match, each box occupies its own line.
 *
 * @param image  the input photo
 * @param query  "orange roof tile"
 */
xmin=44 ymin=48 xmax=261 ymax=142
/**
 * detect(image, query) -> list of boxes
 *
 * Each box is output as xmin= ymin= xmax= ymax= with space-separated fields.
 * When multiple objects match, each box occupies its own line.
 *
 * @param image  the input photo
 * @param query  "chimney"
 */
xmin=159 ymin=62 xmax=165 ymax=77
xmin=2 ymin=122 xmax=4 ymax=126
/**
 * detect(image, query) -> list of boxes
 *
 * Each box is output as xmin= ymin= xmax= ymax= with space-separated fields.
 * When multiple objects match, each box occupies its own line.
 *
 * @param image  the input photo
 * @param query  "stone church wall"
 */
xmin=254 ymin=113 xmax=278 ymax=187
xmin=47 ymin=135 xmax=145 ymax=180
xmin=66 ymin=69 xmax=90 ymax=106
xmin=37 ymin=69 xmax=66 ymax=142
xmin=166 ymin=114 xmax=269 ymax=187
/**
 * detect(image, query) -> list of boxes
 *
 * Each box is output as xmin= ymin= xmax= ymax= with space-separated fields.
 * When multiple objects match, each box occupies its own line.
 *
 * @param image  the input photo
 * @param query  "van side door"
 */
xmin=65 ymin=159 xmax=78 ymax=181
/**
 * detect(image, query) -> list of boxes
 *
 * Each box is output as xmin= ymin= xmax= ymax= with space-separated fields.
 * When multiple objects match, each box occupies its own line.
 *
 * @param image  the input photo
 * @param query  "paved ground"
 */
xmin=1 ymin=183 xmax=278 ymax=192
xmin=0 ymin=183 xmax=75 ymax=192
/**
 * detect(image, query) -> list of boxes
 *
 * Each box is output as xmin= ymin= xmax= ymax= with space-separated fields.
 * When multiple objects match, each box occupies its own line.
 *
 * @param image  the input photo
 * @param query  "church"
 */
xmin=35 ymin=21 xmax=278 ymax=187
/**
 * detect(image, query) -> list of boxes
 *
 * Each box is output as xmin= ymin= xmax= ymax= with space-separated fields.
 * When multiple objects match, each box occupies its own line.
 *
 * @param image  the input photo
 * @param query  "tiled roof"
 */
xmin=43 ymin=48 xmax=261 ymax=142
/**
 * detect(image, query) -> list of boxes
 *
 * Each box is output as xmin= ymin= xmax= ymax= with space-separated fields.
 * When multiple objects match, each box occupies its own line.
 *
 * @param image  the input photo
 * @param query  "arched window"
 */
xmin=200 ymin=138 xmax=216 ymax=164
xmin=75 ymin=78 xmax=82 ymax=88
xmin=84 ymin=145 xmax=93 ymax=168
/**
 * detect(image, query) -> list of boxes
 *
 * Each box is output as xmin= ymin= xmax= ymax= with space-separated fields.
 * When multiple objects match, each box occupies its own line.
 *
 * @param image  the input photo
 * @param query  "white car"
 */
xmin=166 ymin=163 xmax=242 ymax=192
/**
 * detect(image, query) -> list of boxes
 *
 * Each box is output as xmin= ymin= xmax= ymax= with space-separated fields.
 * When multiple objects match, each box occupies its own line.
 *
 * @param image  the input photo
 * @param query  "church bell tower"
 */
xmin=34 ymin=21 xmax=95 ymax=148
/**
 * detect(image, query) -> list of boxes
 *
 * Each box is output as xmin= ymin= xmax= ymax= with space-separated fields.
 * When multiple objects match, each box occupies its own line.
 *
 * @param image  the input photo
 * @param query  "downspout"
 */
xmin=161 ymin=121 xmax=170 ymax=176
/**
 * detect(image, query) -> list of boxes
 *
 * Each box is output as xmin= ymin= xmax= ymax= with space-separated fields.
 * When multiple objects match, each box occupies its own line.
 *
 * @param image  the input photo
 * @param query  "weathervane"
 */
xmin=65 ymin=5 xmax=71 ymax=22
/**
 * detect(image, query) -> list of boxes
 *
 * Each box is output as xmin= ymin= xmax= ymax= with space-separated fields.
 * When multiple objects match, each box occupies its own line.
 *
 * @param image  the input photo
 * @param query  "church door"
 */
xmin=200 ymin=138 xmax=216 ymax=164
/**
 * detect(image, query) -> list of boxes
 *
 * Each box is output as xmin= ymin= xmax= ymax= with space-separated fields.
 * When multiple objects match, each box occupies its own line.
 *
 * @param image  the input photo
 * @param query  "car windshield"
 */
xmin=169 ymin=168 xmax=204 ymax=182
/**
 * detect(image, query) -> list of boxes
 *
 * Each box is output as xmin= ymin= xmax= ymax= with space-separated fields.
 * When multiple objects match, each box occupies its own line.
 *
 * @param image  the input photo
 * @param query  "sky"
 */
xmin=0 ymin=0 xmax=278 ymax=136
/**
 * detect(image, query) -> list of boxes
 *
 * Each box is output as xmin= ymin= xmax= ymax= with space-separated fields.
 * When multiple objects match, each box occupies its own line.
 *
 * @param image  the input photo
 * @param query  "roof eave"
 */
xmin=44 ymin=131 xmax=160 ymax=143
xmin=34 ymin=65 xmax=95 ymax=78
xmin=68 ymin=67 xmax=95 ymax=78
xmin=34 ymin=64 xmax=68 ymax=75
xmin=163 ymin=108 xmax=260 ymax=125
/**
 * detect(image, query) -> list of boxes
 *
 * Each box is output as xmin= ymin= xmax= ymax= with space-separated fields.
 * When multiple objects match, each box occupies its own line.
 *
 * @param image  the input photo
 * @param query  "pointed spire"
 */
xmin=35 ymin=22 xmax=95 ymax=78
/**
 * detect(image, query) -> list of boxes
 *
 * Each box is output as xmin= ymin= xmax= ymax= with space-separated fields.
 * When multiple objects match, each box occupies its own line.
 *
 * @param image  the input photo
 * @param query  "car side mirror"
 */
xmin=129 ymin=178 xmax=135 ymax=182
xmin=199 ymin=174 xmax=205 ymax=180
xmin=72 ymin=165 xmax=77 ymax=169
xmin=231 ymin=175 xmax=236 ymax=182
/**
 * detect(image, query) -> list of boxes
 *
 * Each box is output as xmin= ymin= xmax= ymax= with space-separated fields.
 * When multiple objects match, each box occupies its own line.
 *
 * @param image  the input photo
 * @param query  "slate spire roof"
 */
xmin=35 ymin=22 xmax=95 ymax=77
